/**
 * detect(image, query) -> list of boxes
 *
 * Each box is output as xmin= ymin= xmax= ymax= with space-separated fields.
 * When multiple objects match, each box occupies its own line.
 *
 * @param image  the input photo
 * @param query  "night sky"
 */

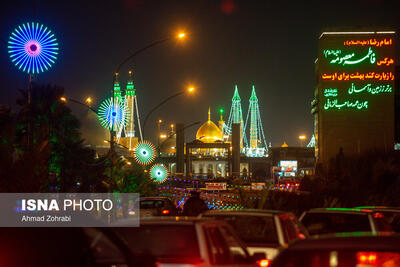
xmin=1 ymin=0 xmax=399 ymax=146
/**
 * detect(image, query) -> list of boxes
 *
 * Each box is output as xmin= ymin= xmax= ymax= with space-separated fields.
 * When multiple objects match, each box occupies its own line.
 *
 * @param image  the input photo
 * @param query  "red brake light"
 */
xmin=357 ymin=252 xmax=377 ymax=264
xmin=373 ymin=212 xmax=384 ymax=218
xmin=162 ymin=209 xmax=170 ymax=215
xmin=257 ymin=259 xmax=271 ymax=267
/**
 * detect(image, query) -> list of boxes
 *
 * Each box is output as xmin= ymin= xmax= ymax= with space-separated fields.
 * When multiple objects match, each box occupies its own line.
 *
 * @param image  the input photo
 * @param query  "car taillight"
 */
xmin=373 ymin=212 xmax=384 ymax=218
xmin=357 ymin=252 xmax=377 ymax=264
xmin=162 ymin=209 xmax=170 ymax=215
xmin=257 ymin=259 xmax=271 ymax=267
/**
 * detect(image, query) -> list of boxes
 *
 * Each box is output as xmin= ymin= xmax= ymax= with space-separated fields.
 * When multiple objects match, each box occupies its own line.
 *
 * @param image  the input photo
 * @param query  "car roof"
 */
xmin=285 ymin=233 xmax=400 ymax=251
xmin=112 ymin=216 xmax=218 ymax=226
xmin=355 ymin=206 xmax=400 ymax=212
xmin=201 ymin=209 xmax=291 ymax=216
xmin=305 ymin=208 xmax=375 ymax=214
xmin=139 ymin=197 xmax=171 ymax=201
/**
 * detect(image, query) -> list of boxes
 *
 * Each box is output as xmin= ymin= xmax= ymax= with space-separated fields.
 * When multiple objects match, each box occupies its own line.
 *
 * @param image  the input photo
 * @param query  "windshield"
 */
xmin=116 ymin=225 xmax=201 ymax=259
xmin=205 ymin=214 xmax=279 ymax=245
xmin=301 ymin=213 xmax=372 ymax=235
xmin=140 ymin=200 xmax=166 ymax=209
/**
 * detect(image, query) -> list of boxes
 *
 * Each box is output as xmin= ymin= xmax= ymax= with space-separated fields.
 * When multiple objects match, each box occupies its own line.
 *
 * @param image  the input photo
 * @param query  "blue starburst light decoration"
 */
xmin=8 ymin=22 xmax=59 ymax=74
xmin=98 ymin=97 xmax=129 ymax=131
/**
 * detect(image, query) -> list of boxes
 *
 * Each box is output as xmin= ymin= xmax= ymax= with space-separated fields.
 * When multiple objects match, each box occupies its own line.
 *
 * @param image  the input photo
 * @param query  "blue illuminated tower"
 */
xmin=226 ymin=85 xmax=247 ymax=147
xmin=244 ymin=85 xmax=268 ymax=156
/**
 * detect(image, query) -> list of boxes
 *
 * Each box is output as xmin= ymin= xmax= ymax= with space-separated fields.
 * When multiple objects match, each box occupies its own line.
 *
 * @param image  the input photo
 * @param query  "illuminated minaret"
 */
xmin=226 ymin=85 xmax=247 ymax=148
xmin=114 ymin=73 xmax=124 ymax=141
xmin=113 ymin=73 xmax=122 ymax=101
xmin=118 ymin=71 xmax=142 ymax=150
xmin=249 ymin=86 xmax=258 ymax=148
xmin=125 ymin=71 xmax=135 ymax=139
xmin=245 ymin=85 xmax=268 ymax=155
xmin=218 ymin=108 xmax=225 ymax=135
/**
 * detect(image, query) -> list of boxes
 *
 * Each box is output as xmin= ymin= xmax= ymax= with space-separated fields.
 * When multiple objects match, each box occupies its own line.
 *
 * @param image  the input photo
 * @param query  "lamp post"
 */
xmin=60 ymin=96 xmax=97 ymax=114
xmin=109 ymin=32 xmax=187 ymax=153
xmin=298 ymin=135 xmax=306 ymax=147
xmin=157 ymin=119 xmax=162 ymax=146
xmin=142 ymin=86 xmax=195 ymax=139
xmin=105 ymin=32 xmax=186 ymax=191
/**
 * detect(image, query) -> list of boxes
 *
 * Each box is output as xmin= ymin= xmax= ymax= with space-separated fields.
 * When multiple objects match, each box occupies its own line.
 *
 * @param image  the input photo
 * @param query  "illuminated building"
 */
xmin=314 ymin=30 xmax=396 ymax=164
xmin=189 ymin=108 xmax=244 ymax=178
xmin=269 ymin=143 xmax=315 ymax=179
xmin=158 ymin=85 xmax=270 ymax=179
xmin=160 ymin=108 xmax=268 ymax=179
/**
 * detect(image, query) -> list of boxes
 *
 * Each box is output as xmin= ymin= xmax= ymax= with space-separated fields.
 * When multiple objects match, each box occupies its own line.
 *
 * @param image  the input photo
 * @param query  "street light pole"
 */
xmin=142 ymin=87 xmax=195 ymax=139
xmin=60 ymin=97 xmax=97 ymax=114
xmin=107 ymin=32 xmax=186 ymax=191
xmin=109 ymin=33 xmax=186 ymax=152
xmin=298 ymin=135 xmax=306 ymax=147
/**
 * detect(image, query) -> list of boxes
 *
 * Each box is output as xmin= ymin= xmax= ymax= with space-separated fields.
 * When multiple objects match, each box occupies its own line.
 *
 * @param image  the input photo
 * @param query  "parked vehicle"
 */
xmin=139 ymin=196 xmax=178 ymax=217
xmin=0 ymin=227 xmax=156 ymax=267
xmin=270 ymin=233 xmax=400 ymax=267
xmin=114 ymin=217 xmax=265 ymax=267
xmin=355 ymin=206 xmax=400 ymax=233
xmin=199 ymin=209 xmax=308 ymax=260
xmin=300 ymin=208 xmax=393 ymax=236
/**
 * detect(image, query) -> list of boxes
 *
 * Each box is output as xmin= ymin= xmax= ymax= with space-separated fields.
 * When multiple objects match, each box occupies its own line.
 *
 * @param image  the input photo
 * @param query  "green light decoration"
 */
xmin=150 ymin=164 xmax=169 ymax=183
xmin=133 ymin=141 xmax=157 ymax=166
xmin=226 ymin=85 xmax=248 ymax=147
xmin=347 ymin=83 xmax=392 ymax=95
xmin=324 ymin=98 xmax=368 ymax=110
xmin=324 ymin=88 xmax=338 ymax=97
xmin=98 ymin=97 xmax=129 ymax=131
xmin=307 ymin=134 xmax=315 ymax=148
xmin=323 ymin=47 xmax=376 ymax=66
xmin=126 ymin=71 xmax=135 ymax=96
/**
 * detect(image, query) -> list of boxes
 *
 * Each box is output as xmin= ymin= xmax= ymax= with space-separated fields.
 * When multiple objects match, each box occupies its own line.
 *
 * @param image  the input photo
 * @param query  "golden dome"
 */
xmin=281 ymin=141 xmax=288 ymax=147
xmin=196 ymin=108 xmax=223 ymax=143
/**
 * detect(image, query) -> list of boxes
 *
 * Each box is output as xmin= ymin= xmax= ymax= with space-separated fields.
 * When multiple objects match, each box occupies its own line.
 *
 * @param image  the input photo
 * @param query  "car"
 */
xmin=0 ymin=227 xmax=156 ymax=267
xmin=299 ymin=208 xmax=393 ymax=236
xmin=277 ymin=178 xmax=300 ymax=190
xmin=270 ymin=233 xmax=400 ymax=267
xmin=113 ymin=217 xmax=265 ymax=267
xmin=139 ymin=196 xmax=178 ymax=217
xmin=355 ymin=206 xmax=400 ymax=233
xmin=199 ymin=209 xmax=308 ymax=261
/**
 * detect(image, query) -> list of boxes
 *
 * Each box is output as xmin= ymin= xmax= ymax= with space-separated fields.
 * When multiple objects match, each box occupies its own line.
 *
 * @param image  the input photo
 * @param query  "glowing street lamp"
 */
xmin=85 ymin=97 xmax=93 ymax=105
xmin=177 ymin=32 xmax=186 ymax=39
xmin=298 ymin=135 xmax=306 ymax=147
